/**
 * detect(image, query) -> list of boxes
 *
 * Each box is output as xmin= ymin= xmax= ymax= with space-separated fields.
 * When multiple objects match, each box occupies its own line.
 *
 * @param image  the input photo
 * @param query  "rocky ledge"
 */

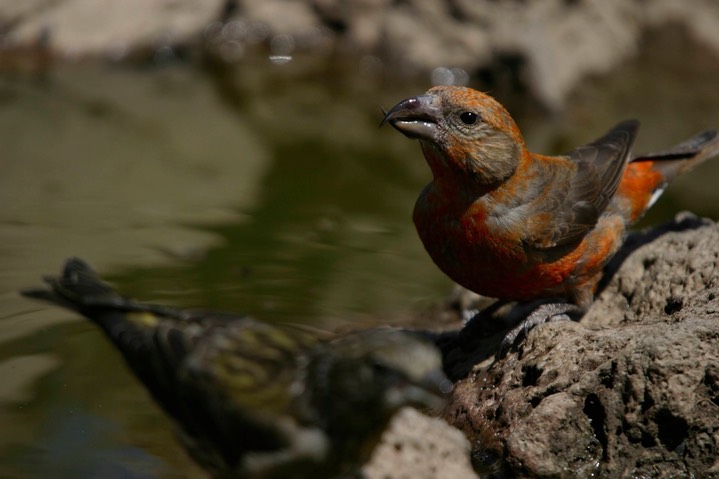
xmin=366 ymin=213 xmax=719 ymax=478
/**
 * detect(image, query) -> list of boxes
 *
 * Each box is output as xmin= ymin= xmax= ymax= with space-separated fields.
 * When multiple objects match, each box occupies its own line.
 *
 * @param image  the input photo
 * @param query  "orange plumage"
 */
xmin=383 ymin=86 xmax=719 ymax=315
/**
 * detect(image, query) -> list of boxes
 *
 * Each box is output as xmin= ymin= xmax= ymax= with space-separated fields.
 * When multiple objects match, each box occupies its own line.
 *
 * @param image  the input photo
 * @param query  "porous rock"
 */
xmin=446 ymin=214 xmax=719 ymax=478
xmin=363 ymin=407 xmax=478 ymax=479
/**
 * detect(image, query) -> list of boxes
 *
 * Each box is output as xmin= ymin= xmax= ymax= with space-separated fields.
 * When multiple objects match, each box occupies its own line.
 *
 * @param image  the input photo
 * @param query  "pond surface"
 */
xmin=1 ymin=32 xmax=719 ymax=478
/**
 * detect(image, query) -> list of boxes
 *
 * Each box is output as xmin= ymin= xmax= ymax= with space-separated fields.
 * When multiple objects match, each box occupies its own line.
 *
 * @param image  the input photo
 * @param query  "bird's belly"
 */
xmin=413 ymin=207 xmax=586 ymax=301
xmin=423 ymin=233 xmax=566 ymax=300
xmin=414 ymin=206 xmax=624 ymax=303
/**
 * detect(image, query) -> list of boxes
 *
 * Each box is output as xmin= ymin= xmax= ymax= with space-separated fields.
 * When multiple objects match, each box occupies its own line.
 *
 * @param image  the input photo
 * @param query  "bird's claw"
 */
xmin=496 ymin=303 xmax=582 ymax=359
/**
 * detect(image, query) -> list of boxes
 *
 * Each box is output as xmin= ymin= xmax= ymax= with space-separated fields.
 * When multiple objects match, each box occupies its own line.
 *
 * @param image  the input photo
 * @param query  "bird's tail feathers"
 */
xmin=22 ymin=257 xmax=124 ymax=313
xmin=22 ymin=257 xmax=189 ymax=322
xmin=23 ymin=259 xmax=204 ymax=422
xmin=633 ymin=129 xmax=719 ymax=182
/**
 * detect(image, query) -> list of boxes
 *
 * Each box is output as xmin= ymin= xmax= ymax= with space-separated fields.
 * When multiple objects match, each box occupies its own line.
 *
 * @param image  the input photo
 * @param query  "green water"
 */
xmin=1 ymin=37 xmax=719 ymax=478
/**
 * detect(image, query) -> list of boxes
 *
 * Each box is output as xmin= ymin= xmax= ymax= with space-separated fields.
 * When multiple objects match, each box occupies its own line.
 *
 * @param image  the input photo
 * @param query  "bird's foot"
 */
xmin=496 ymin=302 xmax=583 ymax=359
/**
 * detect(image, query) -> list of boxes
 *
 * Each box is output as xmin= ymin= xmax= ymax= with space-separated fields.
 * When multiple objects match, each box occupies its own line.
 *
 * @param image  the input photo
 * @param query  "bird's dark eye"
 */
xmin=459 ymin=111 xmax=478 ymax=125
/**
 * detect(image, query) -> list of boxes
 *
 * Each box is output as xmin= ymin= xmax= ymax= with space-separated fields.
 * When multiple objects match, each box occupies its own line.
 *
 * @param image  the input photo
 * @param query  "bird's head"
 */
xmin=309 ymin=328 xmax=451 ymax=438
xmin=382 ymin=86 xmax=526 ymax=186
xmin=332 ymin=328 xmax=450 ymax=410
xmin=287 ymin=328 xmax=450 ymax=473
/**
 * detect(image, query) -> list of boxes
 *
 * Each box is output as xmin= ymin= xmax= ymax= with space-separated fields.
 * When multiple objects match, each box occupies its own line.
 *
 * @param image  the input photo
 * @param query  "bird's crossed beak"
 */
xmin=380 ymin=95 xmax=439 ymax=141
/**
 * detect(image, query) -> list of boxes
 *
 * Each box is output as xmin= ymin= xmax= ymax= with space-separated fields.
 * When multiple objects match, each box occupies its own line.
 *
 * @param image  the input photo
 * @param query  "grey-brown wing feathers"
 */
xmin=526 ymin=120 xmax=639 ymax=249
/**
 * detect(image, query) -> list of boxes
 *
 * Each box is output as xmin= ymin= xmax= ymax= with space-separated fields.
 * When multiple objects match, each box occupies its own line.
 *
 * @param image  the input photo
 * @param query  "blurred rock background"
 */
xmin=4 ymin=0 xmax=719 ymax=109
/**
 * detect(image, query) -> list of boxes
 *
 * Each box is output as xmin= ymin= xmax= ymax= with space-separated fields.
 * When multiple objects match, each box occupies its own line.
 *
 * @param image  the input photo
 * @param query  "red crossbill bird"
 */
xmin=23 ymin=258 xmax=450 ymax=479
xmin=382 ymin=86 xmax=719 ymax=352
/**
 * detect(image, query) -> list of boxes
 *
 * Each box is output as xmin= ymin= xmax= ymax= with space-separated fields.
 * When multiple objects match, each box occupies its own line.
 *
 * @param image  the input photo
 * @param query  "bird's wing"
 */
xmin=524 ymin=120 xmax=639 ymax=249
xmin=173 ymin=317 xmax=322 ymax=473
xmin=22 ymin=258 xmax=318 ymax=471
